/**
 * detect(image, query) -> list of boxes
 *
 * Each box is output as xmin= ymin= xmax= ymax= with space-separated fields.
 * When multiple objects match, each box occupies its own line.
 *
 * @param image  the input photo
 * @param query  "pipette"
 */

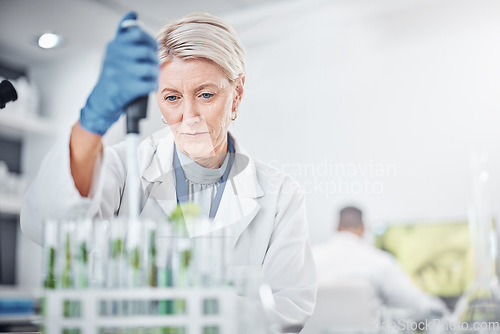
xmin=121 ymin=18 xmax=149 ymax=222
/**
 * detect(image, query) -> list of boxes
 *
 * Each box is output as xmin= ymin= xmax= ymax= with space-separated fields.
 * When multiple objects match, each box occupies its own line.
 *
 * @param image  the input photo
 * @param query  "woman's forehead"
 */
xmin=160 ymin=57 xmax=225 ymax=78
xmin=159 ymin=57 xmax=229 ymax=89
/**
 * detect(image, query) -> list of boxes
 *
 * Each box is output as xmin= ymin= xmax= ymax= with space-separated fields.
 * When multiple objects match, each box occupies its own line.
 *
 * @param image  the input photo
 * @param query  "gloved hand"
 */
xmin=80 ymin=12 xmax=159 ymax=136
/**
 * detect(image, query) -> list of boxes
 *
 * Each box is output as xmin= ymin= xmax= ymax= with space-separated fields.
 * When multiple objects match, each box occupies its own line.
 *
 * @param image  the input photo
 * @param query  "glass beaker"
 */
xmin=452 ymin=152 xmax=500 ymax=326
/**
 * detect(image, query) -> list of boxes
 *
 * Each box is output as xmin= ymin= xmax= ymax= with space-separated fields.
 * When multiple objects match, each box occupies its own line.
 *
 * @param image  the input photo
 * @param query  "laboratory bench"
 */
xmin=0 ymin=285 xmax=41 ymax=332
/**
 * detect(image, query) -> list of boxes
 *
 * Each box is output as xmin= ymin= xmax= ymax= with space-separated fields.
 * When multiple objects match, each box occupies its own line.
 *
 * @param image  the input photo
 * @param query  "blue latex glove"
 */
xmin=80 ymin=12 xmax=159 ymax=136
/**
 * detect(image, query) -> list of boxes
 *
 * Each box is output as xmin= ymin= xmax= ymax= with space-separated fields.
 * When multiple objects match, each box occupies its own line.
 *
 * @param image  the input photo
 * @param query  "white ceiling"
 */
xmin=0 ymin=0 xmax=469 ymax=71
xmin=0 ymin=0 xmax=290 ymax=69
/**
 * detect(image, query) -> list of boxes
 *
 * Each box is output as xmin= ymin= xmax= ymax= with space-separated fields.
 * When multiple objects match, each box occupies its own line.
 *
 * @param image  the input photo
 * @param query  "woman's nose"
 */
xmin=182 ymin=99 xmax=202 ymax=125
xmin=183 ymin=115 xmax=201 ymax=126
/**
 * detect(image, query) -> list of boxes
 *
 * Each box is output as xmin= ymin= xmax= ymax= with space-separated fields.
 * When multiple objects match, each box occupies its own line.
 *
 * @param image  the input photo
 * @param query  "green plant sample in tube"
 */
xmin=61 ymin=233 xmax=72 ymax=289
xmin=44 ymin=247 xmax=57 ymax=289
xmin=149 ymin=230 xmax=157 ymax=287
xmin=78 ymin=242 xmax=88 ymax=288
xmin=111 ymin=238 xmax=123 ymax=259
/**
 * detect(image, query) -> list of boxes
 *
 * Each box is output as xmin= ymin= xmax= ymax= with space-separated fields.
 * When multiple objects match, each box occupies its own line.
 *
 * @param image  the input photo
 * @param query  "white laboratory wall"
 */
xmin=23 ymin=52 xmax=102 ymax=177
xmin=227 ymin=0 xmax=500 ymax=244
xmin=17 ymin=0 xmax=500 ymax=288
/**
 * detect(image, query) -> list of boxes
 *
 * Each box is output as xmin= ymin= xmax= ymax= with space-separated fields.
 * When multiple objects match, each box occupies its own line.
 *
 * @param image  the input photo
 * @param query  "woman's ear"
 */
xmin=233 ymin=74 xmax=245 ymax=109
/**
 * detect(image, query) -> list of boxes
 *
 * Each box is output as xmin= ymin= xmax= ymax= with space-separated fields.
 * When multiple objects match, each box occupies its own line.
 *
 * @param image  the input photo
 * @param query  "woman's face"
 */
xmin=157 ymin=57 xmax=244 ymax=164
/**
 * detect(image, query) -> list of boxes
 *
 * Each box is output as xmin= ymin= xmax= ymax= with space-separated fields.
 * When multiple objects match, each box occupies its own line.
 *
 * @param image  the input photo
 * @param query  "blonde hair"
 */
xmin=157 ymin=13 xmax=246 ymax=82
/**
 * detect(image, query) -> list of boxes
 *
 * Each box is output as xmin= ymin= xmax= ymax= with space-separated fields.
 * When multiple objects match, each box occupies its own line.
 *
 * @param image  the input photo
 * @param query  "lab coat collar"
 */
xmin=331 ymin=231 xmax=367 ymax=245
xmin=138 ymin=129 xmax=264 ymax=245
xmin=139 ymin=128 xmax=175 ymax=190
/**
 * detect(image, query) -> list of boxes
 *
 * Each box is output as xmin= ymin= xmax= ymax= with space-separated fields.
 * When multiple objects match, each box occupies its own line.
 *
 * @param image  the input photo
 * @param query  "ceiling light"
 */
xmin=37 ymin=33 xmax=62 ymax=49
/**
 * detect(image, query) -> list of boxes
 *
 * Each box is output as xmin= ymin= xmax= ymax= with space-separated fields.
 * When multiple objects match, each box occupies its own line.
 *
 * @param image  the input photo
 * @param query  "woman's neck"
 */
xmin=186 ymin=138 xmax=228 ymax=169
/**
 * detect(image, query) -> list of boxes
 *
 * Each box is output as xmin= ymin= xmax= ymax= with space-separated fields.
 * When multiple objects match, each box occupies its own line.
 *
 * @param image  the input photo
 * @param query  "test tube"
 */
xmin=59 ymin=220 xmax=80 ymax=319
xmin=144 ymin=220 xmax=158 ymax=287
xmin=108 ymin=217 xmax=127 ymax=288
xmin=126 ymin=218 xmax=144 ymax=288
xmin=156 ymin=219 xmax=173 ymax=316
xmin=59 ymin=220 xmax=76 ymax=289
xmin=90 ymin=219 xmax=109 ymax=288
xmin=42 ymin=219 xmax=59 ymax=333
xmin=190 ymin=218 xmax=230 ymax=287
xmin=75 ymin=218 xmax=92 ymax=289
xmin=43 ymin=219 xmax=59 ymax=289
xmin=107 ymin=217 xmax=127 ymax=316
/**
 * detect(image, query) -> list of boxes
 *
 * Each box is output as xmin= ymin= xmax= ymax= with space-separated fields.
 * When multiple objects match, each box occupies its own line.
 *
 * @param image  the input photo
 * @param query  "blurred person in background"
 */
xmin=313 ymin=206 xmax=447 ymax=322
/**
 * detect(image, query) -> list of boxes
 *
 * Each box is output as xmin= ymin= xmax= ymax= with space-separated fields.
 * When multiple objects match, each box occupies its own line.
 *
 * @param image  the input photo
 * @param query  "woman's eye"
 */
xmin=201 ymin=93 xmax=214 ymax=99
xmin=165 ymin=95 xmax=177 ymax=102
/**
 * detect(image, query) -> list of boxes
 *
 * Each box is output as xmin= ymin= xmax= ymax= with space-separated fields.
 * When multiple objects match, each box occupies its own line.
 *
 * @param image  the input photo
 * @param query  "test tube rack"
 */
xmin=43 ymin=287 xmax=237 ymax=334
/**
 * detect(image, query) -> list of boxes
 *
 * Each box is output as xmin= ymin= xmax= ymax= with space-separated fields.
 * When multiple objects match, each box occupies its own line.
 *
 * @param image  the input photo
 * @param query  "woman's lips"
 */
xmin=182 ymin=132 xmax=209 ymax=136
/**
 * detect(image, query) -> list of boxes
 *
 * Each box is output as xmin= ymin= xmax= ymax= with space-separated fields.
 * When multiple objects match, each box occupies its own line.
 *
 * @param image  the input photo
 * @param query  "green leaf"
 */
xmin=181 ymin=250 xmax=192 ymax=268
xmin=129 ymin=247 xmax=140 ymax=270
xmin=80 ymin=242 xmax=88 ymax=264
xmin=169 ymin=203 xmax=200 ymax=222
xmin=111 ymin=238 xmax=123 ymax=259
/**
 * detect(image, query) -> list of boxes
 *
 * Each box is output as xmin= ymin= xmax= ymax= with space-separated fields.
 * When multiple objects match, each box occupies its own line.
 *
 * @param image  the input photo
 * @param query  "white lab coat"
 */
xmin=313 ymin=231 xmax=447 ymax=321
xmin=21 ymin=128 xmax=317 ymax=332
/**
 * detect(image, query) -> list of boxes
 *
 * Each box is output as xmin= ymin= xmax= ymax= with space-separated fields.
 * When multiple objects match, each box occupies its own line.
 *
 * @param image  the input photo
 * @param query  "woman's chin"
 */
xmin=177 ymin=140 xmax=215 ymax=160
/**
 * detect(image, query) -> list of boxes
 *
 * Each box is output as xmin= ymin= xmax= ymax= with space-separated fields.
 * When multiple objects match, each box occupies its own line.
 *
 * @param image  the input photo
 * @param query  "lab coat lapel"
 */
xmin=214 ymin=181 xmax=260 ymax=248
xmin=215 ymin=136 xmax=264 ymax=247
xmin=138 ymin=129 xmax=178 ymax=219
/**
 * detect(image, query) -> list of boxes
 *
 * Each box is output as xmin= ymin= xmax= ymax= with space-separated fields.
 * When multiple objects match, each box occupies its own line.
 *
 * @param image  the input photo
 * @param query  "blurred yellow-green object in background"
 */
xmin=375 ymin=221 xmax=475 ymax=297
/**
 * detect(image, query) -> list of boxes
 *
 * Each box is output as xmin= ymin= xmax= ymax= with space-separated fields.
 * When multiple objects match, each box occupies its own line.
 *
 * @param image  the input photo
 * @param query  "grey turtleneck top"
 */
xmin=175 ymin=146 xmax=230 ymax=219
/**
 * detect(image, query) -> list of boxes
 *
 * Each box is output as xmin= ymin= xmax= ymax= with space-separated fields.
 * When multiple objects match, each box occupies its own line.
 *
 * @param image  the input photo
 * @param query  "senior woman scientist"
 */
xmin=21 ymin=12 xmax=316 ymax=332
